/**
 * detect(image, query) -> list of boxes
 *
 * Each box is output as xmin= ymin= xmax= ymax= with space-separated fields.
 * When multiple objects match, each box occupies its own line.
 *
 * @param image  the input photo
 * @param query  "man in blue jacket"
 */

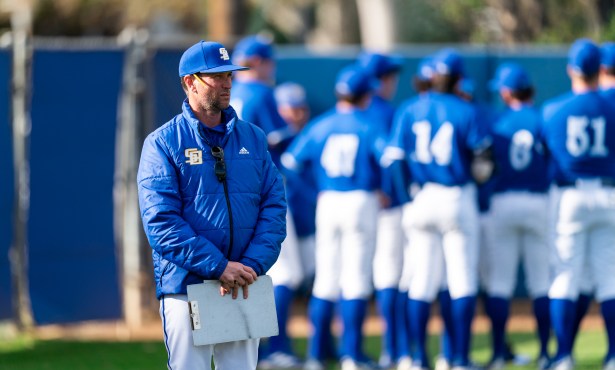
xmin=137 ymin=40 xmax=287 ymax=370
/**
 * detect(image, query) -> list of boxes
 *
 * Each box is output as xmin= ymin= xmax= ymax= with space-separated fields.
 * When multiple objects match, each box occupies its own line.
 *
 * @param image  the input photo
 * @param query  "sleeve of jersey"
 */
xmin=380 ymin=110 xmax=408 ymax=168
xmin=137 ymin=134 xmax=229 ymax=279
xmin=257 ymin=90 xmax=288 ymax=136
xmin=239 ymin=141 xmax=287 ymax=275
xmin=280 ymin=129 xmax=313 ymax=173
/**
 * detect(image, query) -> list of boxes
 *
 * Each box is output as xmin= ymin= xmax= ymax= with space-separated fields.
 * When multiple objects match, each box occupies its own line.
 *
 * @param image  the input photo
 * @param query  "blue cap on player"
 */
xmin=432 ymin=48 xmax=463 ymax=76
xmin=489 ymin=62 xmax=532 ymax=91
xmin=232 ymin=35 xmax=274 ymax=64
xmin=357 ymin=51 xmax=403 ymax=78
xmin=335 ymin=64 xmax=379 ymax=98
xmin=568 ymin=38 xmax=601 ymax=76
xmin=601 ymin=42 xmax=615 ymax=68
xmin=458 ymin=78 xmax=475 ymax=96
xmin=416 ymin=56 xmax=434 ymax=82
xmin=275 ymin=82 xmax=308 ymax=108
xmin=179 ymin=40 xmax=249 ymax=77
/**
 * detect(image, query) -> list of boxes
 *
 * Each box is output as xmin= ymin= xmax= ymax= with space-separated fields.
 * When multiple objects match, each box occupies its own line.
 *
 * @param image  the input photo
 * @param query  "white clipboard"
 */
xmin=186 ymin=275 xmax=279 ymax=346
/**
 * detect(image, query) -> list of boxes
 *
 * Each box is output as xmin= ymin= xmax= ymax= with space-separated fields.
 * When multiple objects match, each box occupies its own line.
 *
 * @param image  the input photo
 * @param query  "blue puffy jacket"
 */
xmin=138 ymin=100 xmax=287 ymax=299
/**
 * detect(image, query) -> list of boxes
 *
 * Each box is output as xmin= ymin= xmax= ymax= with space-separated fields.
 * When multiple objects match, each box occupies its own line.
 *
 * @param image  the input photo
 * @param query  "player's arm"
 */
xmin=466 ymin=109 xmax=495 ymax=184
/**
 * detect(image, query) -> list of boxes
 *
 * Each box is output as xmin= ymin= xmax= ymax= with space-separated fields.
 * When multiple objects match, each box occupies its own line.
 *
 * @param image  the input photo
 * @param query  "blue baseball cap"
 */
xmin=178 ymin=40 xmax=248 ymax=77
xmin=232 ymin=35 xmax=274 ymax=64
xmin=416 ymin=57 xmax=434 ymax=81
xmin=357 ymin=52 xmax=403 ymax=78
xmin=601 ymin=42 xmax=615 ymax=68
xmin=335 ymin=64 xmax=379 ymax=98
xmin=489 ymin=62 xmax=532 ymax=91
xmin=568 ymin=38 xmax=601 ymax=76
xmin=458 ymin=78 xmax=475 ymax=96
xmin=275 ymin=82 xmax=308 ymax=108
xmin=432 ymin=48 xmax=463 ymax=76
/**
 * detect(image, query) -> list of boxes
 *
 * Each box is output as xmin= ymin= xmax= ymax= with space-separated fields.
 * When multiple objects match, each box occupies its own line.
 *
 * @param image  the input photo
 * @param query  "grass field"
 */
xmin=0 ymin=329 xmax=608 ymax=370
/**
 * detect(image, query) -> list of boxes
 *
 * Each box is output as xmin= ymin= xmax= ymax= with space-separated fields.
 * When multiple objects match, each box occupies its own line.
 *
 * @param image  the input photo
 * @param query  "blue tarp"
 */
xmin=27 ymin=49 xmax=123 ymax=324
xmin=0 ymin=49 xmax=13 ymax=320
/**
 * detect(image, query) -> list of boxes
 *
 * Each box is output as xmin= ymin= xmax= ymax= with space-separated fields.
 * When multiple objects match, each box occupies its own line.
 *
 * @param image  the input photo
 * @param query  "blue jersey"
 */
xmin=473 ymin=102 xmax=498 ymax=212
xmin=541 ymin=90 xmax=615 ymax=184
xmin=284 ymin=163 xmax=317 ymax=237
xmin=491 ymin=105 xmax=550 ymax=194
xmin=231 ymin=80 xmax=288 ymax=165
xmin=389 ymin=92 xmax=485 ymax=187
xmin=282 ymin=107 xmax=384 ymax=192
xmin=601 ymin=87 xmax=615 ymax=101
xmin=366 ymin=95 xmax=410 ymax=207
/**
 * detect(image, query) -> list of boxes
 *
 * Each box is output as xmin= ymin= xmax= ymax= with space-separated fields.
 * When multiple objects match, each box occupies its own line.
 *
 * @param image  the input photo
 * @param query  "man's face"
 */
xmin=193 ymin=72 xmax=233 ymax=113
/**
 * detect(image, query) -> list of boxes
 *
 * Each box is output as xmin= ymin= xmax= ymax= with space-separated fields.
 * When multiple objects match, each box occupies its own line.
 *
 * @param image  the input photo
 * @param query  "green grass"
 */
xmin=0 ymin=330 xmax=608 ymax=369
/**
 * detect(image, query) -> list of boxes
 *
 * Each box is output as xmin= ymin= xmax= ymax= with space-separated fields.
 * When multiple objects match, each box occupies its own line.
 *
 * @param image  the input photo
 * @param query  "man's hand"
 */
xmin=219 ymin=261 xmax=257 ymax=299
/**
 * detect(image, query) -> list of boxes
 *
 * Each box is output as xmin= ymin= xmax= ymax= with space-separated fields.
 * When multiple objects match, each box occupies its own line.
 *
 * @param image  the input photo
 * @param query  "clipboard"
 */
xmin=186 ymin=275 xmax=279 ymax=346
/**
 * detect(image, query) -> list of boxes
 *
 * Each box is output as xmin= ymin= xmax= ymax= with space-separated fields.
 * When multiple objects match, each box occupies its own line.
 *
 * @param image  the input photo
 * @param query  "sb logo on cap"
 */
xmin=219 ymin=48 xmax=230 ymax=61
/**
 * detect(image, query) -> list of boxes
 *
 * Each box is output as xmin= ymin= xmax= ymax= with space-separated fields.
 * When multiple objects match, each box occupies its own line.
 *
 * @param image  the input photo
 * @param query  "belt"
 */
xmin=556 ymin=177 xmax=615 ymax=188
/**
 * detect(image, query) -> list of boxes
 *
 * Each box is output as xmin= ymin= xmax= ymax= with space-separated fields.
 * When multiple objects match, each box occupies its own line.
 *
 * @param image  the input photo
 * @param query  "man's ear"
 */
xmin=184 ymin=75 xmax=197 ymax=93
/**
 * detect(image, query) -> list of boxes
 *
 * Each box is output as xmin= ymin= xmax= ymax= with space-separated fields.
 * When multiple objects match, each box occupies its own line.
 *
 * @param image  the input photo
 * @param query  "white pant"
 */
xmin=484 ymin=192 xmax=550 ymax=298
xmin=160 ymin=295 xmax=259 ymax=370
xmin=268 ymin=211 xmax=304 ymax=289
xmin=405 ymin=183 xmax=479 ymax=301
xmin=312 ymin=190 xmax=378 ymax=300
xmin=373 ymin=206 xmax=405 ymax=290
xmin=549 ymin=182 xmax=615 ymax=302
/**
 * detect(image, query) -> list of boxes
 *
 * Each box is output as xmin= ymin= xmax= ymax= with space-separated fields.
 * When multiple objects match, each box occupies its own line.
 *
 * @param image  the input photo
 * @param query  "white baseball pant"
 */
xmin=160 ymin=294 xmax=259 ymax=370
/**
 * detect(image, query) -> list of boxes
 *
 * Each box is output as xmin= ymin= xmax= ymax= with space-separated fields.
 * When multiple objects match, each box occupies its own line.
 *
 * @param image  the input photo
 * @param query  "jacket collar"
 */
xmin=181 ymin=99 xmax=238 ymax=147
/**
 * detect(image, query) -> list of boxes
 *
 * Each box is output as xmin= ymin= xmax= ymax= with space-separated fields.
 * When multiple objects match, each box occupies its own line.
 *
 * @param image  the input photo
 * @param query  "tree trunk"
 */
xmin=355 ymin=0 xmax=397 ymax=50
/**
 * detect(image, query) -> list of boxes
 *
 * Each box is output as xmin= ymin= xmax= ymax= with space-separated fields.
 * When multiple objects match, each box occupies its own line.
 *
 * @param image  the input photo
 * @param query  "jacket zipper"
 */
xmin=222 ymin=178 xmax=234 ymax=260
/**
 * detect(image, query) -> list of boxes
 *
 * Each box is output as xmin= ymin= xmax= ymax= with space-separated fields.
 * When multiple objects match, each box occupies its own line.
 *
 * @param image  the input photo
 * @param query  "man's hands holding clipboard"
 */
xmin=219 ymin=261 xmax=258 ymax=299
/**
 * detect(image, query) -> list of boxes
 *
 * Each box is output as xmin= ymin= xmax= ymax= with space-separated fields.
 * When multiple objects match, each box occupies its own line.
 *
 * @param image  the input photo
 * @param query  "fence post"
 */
xmin=7 ymin=1 xmax=34 ymax=333
xmin=115 ymin=27 xmax=150 ymax=331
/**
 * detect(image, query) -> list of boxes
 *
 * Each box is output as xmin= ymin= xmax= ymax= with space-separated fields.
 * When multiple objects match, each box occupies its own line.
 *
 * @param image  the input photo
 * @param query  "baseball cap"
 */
xmin=458 ymin=78 xmax=475 ymax=96
xmin=601 ymin=42 xmax=615 ymax=68
xmin=568 ymin=38 xmax=601 ymax=76
xmin=432 ymin=48 xmax=463 ymax=76
xmin=232 ymin=35 xmax=274 ymax=64
xmin=416 ymin=56 xmax=434 ymax=81
xmin=489 ymin=62 xmax=532 ymax=91
xmin=357 ymin=51 xmax=403 ymax=78
xmin=275 ymin=82 xmax=308 ymax=108
xmin=335 ymin=64 xmax=379 ymax=98
xmin=178 ymin=40 xmax=248 ymax=77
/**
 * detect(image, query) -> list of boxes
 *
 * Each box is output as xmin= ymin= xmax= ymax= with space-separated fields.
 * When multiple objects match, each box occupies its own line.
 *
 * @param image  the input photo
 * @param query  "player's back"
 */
xmin=231 ymin=79 xmax=287 ymax=134
xmin=492 ymin=105 xmax=550 ymax=194
xmin=287 ymin=108 xmax=383 ymax=193
xmin=542 ymin=90 xmax=615 ymax=182
xmin=397 ymin=92 xmax=482 ymax=186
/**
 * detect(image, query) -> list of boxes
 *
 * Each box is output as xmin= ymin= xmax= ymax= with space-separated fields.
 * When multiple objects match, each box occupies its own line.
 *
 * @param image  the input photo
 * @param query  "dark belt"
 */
xmin=556 ymin=177 xmax=615 ymax=187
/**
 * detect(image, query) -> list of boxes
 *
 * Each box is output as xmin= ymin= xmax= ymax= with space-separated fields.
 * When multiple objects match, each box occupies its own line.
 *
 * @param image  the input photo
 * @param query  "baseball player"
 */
xmin=600 ymin=42 xmax=615 ymax=99
xmin=282 ymin=65 xmax=385 ymax=370
xmin=385 ymin=48 xmax=491 ymax=370
xmin=358 ymin=51 xmax=411 ymax=369
xmin=542 ymin=38 xmax=615 ymax=370
xmin=258 ymin=82 xmax=318 ymax=370
xmin=230 ymin=36 xmax=304 ymax=369
xmin=483 ymin=63 xmax=551 ymax=369
xmin=231 ymin=34 xmax=292 ymax=166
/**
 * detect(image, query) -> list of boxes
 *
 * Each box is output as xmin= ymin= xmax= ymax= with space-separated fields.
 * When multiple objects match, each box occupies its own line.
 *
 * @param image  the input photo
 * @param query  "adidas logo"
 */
xmin=239 ymin=147 xmax=250 ymax=155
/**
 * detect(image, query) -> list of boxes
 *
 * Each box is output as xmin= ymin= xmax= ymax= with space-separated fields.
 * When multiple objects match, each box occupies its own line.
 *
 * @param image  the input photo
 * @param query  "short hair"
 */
xmin=180 ymin=77 xmax=189 ymax=95
xmin=432 ymin=73 xmax=460 ymax=94
xmin=510 ymin=87 xmax=535 ymax=102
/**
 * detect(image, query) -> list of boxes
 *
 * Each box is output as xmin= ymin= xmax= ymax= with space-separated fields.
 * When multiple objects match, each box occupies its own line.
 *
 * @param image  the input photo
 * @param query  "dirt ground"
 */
xmin=32 ymin=298 xmax=605 ymax=341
